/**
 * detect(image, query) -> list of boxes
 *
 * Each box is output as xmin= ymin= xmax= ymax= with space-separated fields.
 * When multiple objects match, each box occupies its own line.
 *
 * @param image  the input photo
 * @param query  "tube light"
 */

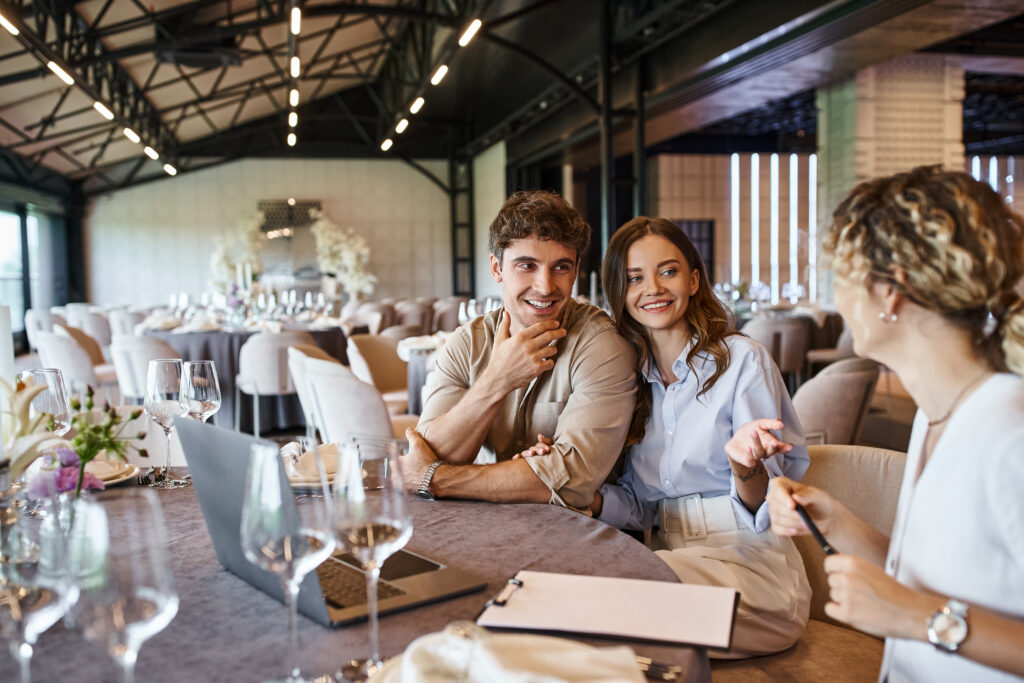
xmin=92 ymin=101 xmax=114 ymax=120
xmin=380 ymin=138 xmax=393 ymax=151
xmin=287 ymin=133 xmax=296 ymax=147
xmin=410 ymin=97 xmax=424 ymax=114
xmin=123 ymin=128 xmax=141 ymax=143
xmin=163 ymin=163 xmax=177 ymax=176
xmin=431 ymin=65 xmax=448 ymax=86
xmin=291 ymin=7 xmax=301 ymax=35
xmin=395 ymin=118 xmax=408 ymax=134
xmin=0 ymin=13 xmax=19 ymax=35
xmin=290 ymin=56 xmax=300 ymax=78
xmin=458 ymin=19 xmax=482 ymax=47
xmin=289 ymin=89 xmax=299 ymax=107
xmin=288 ymin=112 xmax=298 ymax=127
xmin=144 ymin=146 xmax=159 ymax=160
xmin=47 ymin=61 xmax=74 ymax=85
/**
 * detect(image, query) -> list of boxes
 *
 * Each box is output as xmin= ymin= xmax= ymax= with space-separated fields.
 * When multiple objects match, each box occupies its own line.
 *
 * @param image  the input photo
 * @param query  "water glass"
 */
xmin=16 ymin=369 xmax=72 ymax=437
xmin=142 ymin=359 xmax=188 ymax=489
xmin=181 ymin=361 xmax=221 ymax=425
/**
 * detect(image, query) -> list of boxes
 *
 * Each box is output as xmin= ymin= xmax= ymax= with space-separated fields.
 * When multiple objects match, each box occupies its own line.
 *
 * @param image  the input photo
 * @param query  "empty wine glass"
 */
xmin=0 ymin=494 xmax=74 ymax=683
xmin=142 ymin=359 xmax=188 ymax=489
xmin=181 ymin=361 xmax=221 ymax=425
xmin=68 ymin=489 xmax=179 ymax=683
xmin=17 ymin=369 xmax=72 ymax=437
xmin=240 ymin=443 xmax=335 ymax=683
xmin=328 ymin=436 xmax=412 ymax=680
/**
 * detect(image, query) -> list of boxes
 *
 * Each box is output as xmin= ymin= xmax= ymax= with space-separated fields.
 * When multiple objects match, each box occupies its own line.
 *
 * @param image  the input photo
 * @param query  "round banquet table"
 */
xmin=12 ymin=483 xmax=710 ymax=682
xmin=147 ymin=327 xmax=347 ymax=432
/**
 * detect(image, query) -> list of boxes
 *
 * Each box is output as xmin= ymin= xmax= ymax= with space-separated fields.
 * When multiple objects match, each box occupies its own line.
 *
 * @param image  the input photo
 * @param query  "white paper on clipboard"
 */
xmin=477 ymin=570 xmax=738 ymax=650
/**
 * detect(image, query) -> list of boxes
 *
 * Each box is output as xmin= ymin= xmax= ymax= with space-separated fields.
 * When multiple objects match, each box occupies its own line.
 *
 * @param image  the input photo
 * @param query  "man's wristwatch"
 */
xmin=927 ymin=599 xmax=969 ymax=653
xmin=416 ymin=460 xmax=443 ymax=500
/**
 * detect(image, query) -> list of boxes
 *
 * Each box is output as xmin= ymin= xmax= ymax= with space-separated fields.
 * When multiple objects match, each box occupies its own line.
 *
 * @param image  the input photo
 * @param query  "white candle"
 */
xmin=243 ymin=263 xmax=253 ymax=291
xmin=0 ymin=306 xmax=14 ymax=453
xmin=235 ymin=263 xmax=244 ymax=290
xmin=589 ymin=271 xmax=598 ymax=305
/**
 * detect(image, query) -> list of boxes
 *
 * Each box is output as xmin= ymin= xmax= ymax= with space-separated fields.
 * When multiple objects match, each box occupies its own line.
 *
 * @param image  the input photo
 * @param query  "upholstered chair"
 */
xmin=432 ymin=298 xmax=466 ymax=332
xmin=356 ymin=302 xmax=396 ymax=331
xmin=742 ymin=317 xmax=810 ymax=391
xmin=346 ymin=334 xmax=409 ymax=415
xmin=53 ymin=323 xmax=106 ymax=366
xmin=23 ymin=309 xmax=65 ymax=350
xmin=109 ymin=334 xmax=182 ymax=403
xmin=792 ymin=357 xmax=880 ymax=445
xmin=34 ymin=330 xmax=118 ymax=401
xmin=379 ymin=324 xmax=424 ymax=341
xmin=235 ymin=331 xmax=315 ymax=437
xmin=109 ymin=309 xmax=147 ymax=336
xmin=286 ymin=344 xmax=340 ymax=440
xmin=394 ymin=300 xmax=434 ymax=329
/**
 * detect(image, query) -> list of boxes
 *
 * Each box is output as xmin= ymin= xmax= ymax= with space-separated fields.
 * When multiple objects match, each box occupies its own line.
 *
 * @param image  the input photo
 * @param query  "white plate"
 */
xmin=86 ymin=458 xmax=140 ymax=487
xmin=102 ymin=465 xmax=141 ymax=487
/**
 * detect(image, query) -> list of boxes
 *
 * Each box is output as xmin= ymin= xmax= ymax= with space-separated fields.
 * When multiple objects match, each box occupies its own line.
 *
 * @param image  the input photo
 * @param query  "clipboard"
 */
xmin=477 ymin=570 xmax=739 ymax=650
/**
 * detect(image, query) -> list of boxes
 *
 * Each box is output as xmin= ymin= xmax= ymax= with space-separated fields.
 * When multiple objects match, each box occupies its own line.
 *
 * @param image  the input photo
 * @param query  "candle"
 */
xmin=243 ymin=263 xmax=253 ymax=291
xmin=235 ymin=263 xmax=244 ymax=290
xmin=0 ymin=306 xmax=14 ymax=453
xmin=589 ymin=271 xmax=597 ymax=305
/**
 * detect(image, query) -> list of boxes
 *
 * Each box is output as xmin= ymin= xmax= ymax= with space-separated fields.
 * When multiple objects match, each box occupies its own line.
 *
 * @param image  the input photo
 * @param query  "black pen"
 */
xmin=764 ymin=459 xmax=837 ymax=555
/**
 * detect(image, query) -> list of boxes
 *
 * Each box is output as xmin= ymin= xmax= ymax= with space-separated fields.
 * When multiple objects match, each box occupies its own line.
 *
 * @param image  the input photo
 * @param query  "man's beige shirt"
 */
xmin=418 ymin=299 xmax=636 ymax=511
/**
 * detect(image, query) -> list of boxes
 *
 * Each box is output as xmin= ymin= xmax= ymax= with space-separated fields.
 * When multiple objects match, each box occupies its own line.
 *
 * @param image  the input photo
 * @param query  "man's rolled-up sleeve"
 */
xmin=417 ymin=330 xmax=471 ymax=434
xmin=523 ymin=329 xmax=637 ymax=511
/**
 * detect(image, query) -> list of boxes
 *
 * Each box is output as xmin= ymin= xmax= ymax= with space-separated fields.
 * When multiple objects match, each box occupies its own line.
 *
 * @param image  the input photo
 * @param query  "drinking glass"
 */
xmin=68 ymin=489 xmax=179 ymax=683
xmin=329 ymin=436 xmax=412 ymax=680
xmin=0 ymin=494 xmax=74 ymax=683
xmin=17 ymin=369 xmax=72 ymax=437
xmin=142 ymin=359 xmax=188 ymax=488
xmin=240 ymin=443 xmax=335 ymax=683
xmin=181 ymin=361 xmax=221 ymax=425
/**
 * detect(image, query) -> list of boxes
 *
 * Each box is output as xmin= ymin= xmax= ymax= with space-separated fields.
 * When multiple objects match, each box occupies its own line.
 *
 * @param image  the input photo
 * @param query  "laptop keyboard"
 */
xmin=318 ymin=558 xmax=406 ymax=608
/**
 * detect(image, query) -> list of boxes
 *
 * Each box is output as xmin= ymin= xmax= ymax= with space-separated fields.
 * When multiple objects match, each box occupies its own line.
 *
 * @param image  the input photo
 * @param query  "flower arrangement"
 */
xmin=309 ymin=209 xmax=377 ymax=297
xmin=3 ymin=381 xmax=147 ymax=498
xmin=209 ymin=210 xmax=267 ymax=292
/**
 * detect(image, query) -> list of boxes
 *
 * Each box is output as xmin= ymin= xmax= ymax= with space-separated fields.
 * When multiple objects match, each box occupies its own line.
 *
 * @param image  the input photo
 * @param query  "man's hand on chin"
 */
xmin=401 ymin=428 xmax=440 ymax=494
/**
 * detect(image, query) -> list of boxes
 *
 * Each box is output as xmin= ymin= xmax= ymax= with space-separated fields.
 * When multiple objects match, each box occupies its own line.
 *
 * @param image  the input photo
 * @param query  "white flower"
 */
xmin=1 ymin=379 xmax=71 ymax=477
xmin=310 ymin=210 xmax=377 ymax=297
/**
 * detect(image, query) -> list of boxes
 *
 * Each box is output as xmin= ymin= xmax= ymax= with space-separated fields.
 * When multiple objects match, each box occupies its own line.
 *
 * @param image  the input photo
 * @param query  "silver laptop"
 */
xmin=175 ymin=418 xmax=487 ymax=626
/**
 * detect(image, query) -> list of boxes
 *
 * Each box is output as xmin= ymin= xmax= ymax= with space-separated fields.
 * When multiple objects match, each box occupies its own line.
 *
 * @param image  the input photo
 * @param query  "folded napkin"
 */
xmin=173 ymin=319 xmax=222 ymax=333
xmin=372 ymin=622 xmax=644 ymax=683
xmin=280 ymin=442 xmax=339 ymax=485
xmin=139 ymin=314 xmax=180 ymax=332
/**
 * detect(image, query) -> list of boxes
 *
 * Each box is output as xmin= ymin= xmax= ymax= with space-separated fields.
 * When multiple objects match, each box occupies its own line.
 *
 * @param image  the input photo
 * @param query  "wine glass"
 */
xmin=67 ymin=489 xmax=179 ymax=683
xmin=17 ymin=369 xmax=72 ymax=437
xmin=181 ymin=361 xmax=221 ymax=425
xmin=142 ymin=359 xmax=188 ymax=489
xmin=240 ymin=443 xmax=335 ymax=683
xmin=0 ymin=494 xmax=74 ymax=683
xmin=328 ymin=436 xmax=412 ymax=680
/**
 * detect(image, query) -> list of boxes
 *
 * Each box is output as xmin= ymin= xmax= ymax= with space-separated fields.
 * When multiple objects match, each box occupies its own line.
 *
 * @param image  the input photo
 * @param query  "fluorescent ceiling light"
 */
xmin=410 ymin=97 xmax=424 ymax=114
xmin=291 ymin=7 xmax=301 ymax=35
xmin=92 ymin=101 xmax=114 ymax=120
xmin=287 ymin=132 xmax=297 ymax=147
xmin=289 ymin=89 xmax=299 ymax=107
xmin=144 ymin=146 xmax=159 ymax=160
xmin=395 ymin=118 xmax=408 ymax=134
xmin=0 ymin=13 xmax=20 ymax=36
xmin=430 ymin=65 xmax=448 ymax=86
xmin=123 ymin=128 xmax=141 ymax=143
xmin=380 ymin=138 xmax=393 ymax=151
xmin=47 ymin=61 xmax=74 ymax=85
xmin=288 ymin=112 xmax=298 ymax=127
xmin=163 ymin=163 xmax=177 ymax=176
xmin=458 ymin=19 xmax=482 ymax=47
xmin=290 ymin=56 xmax=300 ymax=78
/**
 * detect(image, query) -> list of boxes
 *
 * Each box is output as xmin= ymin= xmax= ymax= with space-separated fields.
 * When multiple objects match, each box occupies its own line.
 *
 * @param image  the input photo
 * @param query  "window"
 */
xmin=673 ymin=220 xmax=715 ymax=281
xmin=0 ymin=209 xmax=25 ymax=334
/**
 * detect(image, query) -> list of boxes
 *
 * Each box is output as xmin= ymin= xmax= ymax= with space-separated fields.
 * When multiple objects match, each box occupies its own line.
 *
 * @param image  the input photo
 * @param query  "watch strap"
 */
xmin=416 ymin=460 xmax=443 ymax=500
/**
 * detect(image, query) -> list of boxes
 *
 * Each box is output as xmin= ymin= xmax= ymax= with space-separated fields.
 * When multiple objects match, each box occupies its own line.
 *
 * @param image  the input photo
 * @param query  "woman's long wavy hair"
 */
xmin=602 ymin=217 xmax=736 ymax=448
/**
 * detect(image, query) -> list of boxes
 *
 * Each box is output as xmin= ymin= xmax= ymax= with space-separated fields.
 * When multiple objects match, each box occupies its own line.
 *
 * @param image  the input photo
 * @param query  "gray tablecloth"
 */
xmin=14 ymin=484 xmax=710 ymax=682
xmin=147 ymin=328 xmax=347 ymax=432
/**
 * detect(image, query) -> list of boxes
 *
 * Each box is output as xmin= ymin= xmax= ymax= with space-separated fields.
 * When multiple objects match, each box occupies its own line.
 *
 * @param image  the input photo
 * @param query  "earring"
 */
xmin=878 ymin=311 xmax=898 ymax=323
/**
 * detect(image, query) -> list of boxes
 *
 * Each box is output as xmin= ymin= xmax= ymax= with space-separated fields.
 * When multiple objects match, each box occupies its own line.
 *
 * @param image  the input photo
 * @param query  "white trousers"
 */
xmin=653 ymin=494 xmax=811 ymax=659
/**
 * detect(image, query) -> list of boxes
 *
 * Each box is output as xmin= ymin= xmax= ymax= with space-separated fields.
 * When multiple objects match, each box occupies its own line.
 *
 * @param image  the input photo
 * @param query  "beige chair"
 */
xmin=712 ymin=443 xmax=906 ymax=682
xmin=34 ymin=330 xmax=118 ymax=400
xmin=380 ymin=324 xmax=424 ymax=341
xmin=356 ymin=302 xmax=396 ymax=330
xmin=77 ymin=310 xmax=112 ymax=349
xmin=24 ymin=309 xmax=66 ymax=351
xmin=109 ymin=309 xmax=146 ymax=337
xmin=742 ymin=317 xmax=810 ymax=391
xmin=806 ymin=323 xmax=855 ymax=374
xmin=793 ymin=357 xmax=880 ymax=445
xmin=286 ymin=344 xmax=340 ymax=440
xmin=432 ymin=297 xmax=467 ymax=332
xmin=235 ymin=331 xmax=315 ymax=437
xmin=304 ymin=357 xmax=419 ymax=443
xmin=394 ymin=300 xmax=434 ymax=329
xmin=54 ymin=323 xmax=107 ymax=366
xmin=346 ymin=334 xmax=409 ymax=414
xmin=109 ymin=334 xmax=182 ymax=402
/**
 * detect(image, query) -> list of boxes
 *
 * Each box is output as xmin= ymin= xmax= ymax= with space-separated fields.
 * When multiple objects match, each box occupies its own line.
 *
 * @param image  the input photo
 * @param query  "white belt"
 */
xmin=659 ymin=493 xmax=738 ymax=542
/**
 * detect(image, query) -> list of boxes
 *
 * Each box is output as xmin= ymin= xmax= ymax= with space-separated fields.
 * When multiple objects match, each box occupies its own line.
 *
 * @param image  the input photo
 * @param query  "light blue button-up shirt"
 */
xmin=598 ymin=334 xmax=809 ymax=533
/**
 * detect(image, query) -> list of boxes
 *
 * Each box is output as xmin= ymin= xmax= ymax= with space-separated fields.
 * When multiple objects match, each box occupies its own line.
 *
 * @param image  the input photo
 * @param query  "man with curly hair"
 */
xmin=400 ymin=190 xmax=636 ymax=512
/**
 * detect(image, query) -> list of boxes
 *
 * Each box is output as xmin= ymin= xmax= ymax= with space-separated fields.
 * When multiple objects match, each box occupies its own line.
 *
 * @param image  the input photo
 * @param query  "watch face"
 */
xmin=933 ymin=612 xmax=968 ymax=645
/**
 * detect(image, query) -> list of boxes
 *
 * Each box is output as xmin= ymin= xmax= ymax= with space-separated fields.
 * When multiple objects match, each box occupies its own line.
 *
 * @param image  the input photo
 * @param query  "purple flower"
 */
xmin=55 ymin=447 xmax=80 ymax=468
xmin=25 ymin=469 xmax=60 ymax=498
xmin=54 ymin=466 xmax=104 ymax=493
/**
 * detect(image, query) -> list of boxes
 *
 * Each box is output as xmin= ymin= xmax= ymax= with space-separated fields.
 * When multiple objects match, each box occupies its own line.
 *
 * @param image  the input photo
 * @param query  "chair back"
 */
xmin=432 ymin=298 xmax=465 ymax=332
xmin=53 ymin=324 xmax=106 ymax=366
xmin=793 ymin=357 xmax=880 ymax=444
xmin=237 ymin=331 xmax=315 ymax=395
xmin=63 ymin=304 xmax=89 ymax=329
xmin=287 ymin=344 xmax=340 ymax=432
xmin=72 ymin=406 xmax=186 ymax=466
xmin=24 ymin=309 xmax=64 ymax=350
xmin=109 ymin=309 xmax=146 ymax=336
xmin=742 ymin=317 xmax=809 ymax=374
xmin=394 ymin=300 xmax=433 ymax=329
xmin=380 ymin=324 xmax=424 ymax=341
xmin=77 ymin=311 xmax=112 ymax=347
xmin=798 ymin=444 xmax=906 ymax=625
xmin=356 ymin=302 xmax=395 ymax=331
xmin=835 ymin=324 xmax=855 ymax=357
xmin=346 ymin=334 xmax=407 ymax=393
xmin=304 ymin=357 xmax=394 ymax=443
xmin=34 ymin=331 xmax=100 ymax=391
xmin=109 ymin=334 xmax=182 ymax=401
